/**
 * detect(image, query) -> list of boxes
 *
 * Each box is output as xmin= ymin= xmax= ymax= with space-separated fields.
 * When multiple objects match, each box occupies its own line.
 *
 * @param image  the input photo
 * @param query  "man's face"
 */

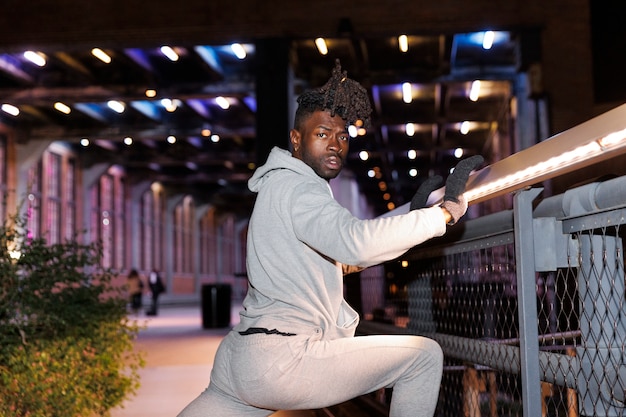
xmin=290 ymin=110 xmax=349 ymax=181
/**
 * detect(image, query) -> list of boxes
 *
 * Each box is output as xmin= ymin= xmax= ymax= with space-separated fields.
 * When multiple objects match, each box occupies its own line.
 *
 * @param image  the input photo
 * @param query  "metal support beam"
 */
xmin=514 ymin=187 xmax=543 ymax=417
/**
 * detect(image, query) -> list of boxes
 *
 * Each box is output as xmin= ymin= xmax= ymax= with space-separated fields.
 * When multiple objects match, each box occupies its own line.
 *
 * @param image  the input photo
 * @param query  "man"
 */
xmin=178 ymin=60 xmax=481 ymax=417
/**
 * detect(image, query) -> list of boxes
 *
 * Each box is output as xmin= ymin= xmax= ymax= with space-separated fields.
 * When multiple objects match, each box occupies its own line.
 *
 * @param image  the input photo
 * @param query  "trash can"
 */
xmin=201 ymin=284 xmax=231 ymax=328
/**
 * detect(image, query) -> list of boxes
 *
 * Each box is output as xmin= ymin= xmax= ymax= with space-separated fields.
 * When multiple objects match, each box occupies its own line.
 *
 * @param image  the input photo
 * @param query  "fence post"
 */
xmin=514 ymin=187 xmax=543 ymax=417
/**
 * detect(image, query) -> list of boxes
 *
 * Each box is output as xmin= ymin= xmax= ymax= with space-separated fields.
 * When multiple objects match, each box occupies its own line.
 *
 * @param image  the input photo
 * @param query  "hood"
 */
xmin=248 ymin=146 xmax=326 ymax=193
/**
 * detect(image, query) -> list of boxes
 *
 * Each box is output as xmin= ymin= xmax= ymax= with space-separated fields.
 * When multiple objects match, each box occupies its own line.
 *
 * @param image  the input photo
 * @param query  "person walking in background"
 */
xmin=126 ymin=268 xmax=144 ymax=315
xmin=146 ymin=268 xmax=165 ymax=316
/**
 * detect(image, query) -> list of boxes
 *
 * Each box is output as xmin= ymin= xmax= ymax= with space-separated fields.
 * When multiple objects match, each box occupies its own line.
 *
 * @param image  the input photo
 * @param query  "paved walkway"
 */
xmin=110 ymin=305 xmax=315 ymax=417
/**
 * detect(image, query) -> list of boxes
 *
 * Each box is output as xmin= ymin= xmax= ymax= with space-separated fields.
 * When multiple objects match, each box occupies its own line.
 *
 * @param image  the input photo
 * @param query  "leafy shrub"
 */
xmin=0 ymin=217 xmax=144 ymax=417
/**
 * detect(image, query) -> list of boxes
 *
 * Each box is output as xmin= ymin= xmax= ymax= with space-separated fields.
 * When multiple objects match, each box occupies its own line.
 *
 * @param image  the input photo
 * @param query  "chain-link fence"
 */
xmin=358 ymin=175 xmax=626 ymax=417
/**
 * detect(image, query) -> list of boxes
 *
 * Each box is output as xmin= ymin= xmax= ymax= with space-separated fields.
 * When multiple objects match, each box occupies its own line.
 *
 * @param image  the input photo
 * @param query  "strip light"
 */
xmin=382 ymin=103 xmax=626 ymax=216
xmin=464 ymin=104 xmax=626 ymax=204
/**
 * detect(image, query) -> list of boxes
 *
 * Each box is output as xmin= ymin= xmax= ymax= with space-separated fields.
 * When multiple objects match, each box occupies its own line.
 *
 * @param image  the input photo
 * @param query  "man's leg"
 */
xmin=235 ymin=333 xmax=443 ymax=417
xmin=177 ymin=383 xmax=274 ymax=417
xmin=298 ymin=334 xmax=443 ymax=417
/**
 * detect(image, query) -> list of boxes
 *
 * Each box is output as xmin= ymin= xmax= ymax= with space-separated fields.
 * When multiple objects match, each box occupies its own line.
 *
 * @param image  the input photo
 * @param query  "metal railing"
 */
xmin=358 ymin=103 xmax=626 ymax=417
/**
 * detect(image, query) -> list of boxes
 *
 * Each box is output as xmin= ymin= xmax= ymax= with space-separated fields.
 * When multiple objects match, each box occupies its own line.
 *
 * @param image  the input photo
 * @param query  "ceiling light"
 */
xmin=161 ymin=98 xmax=179 ymax=112
xmin=1 ymin=103 xmax=19 ymax=116
xmin=367 ymin=169 xmax=376 ymax=178
xmin=107 ymin=100 xmax=126 ymax=113
xmin=469 ymin=80 xmax=481 ymax=101
xmin=91 ymin=48 xmax=111 ymax=64
xmin=215 ymin=96 xmax=230 ymax=110
xmin=167 ymin=135 xmax=177 ymax=144
xmin=145 ymin=89 xmax=157 ymax=98
xmin=210 ymin=134 xmax=220 ymax=143
xmin=402 ymin=82 xmax=412 ymax=104
xmin=454 ymin=148 xmax=464 ymax=158
xmin=201 ymin=128 xmax=212 ymax=137
xmin=80 ymin=138 xmax=90 ymax=146
xmin=405 ymin=123 xmax=415 ymax=137
xmin=23 ymin=51 xmax=46 ymax=66
xmin=460 ymin=121 xmax=470 ymax=135
xmin=407 ymin=149 xmax=417 ymax=159
xmin=160 ymin=45 xmax=179 ymax=61
xmin=348 ymin=125 xmax=358 ymax=138
xmin=359 ymin=150 xmax=369 ymax=161
xmin=482 ymin=31 xmax=495 ymax=49
xmin=409 ymin=168 xmax=418 ymax=177
xmin=398 ymin=35 xmax=408 ymax=53
xmin=54 ymin=102 xmax=71 ymax=114
xmin=315 ymin=38 xmax=328 ymax=55
xmin=231 ymin=43 xmax=247 ymax=59
xmin=123 ymin=137 xmax=133 ymax=145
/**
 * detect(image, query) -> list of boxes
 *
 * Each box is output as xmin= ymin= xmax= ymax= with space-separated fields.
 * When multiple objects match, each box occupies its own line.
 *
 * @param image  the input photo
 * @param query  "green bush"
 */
xmin=0 ymin=217 xmax=144 ymax=417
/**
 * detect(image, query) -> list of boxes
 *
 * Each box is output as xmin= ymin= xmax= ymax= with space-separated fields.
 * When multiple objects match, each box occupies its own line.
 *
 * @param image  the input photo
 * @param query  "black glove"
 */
xmin=441 ymin=155 xmax=484 ymax=224
xmin=410 ymin=175 xmax=443 ymax=210
xmin=443 ymin=155 xmax=484 ymax=203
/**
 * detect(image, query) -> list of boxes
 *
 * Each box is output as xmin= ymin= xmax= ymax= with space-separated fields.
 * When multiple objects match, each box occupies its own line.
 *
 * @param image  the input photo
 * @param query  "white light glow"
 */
xmin=231 ymin=43 xmax=246 ymax=59
xmin=215 ymin=96 xmax=230 ymax=110
xmin=460 ymin=121 xmax=470 ymax=135
xmin=161 ymin=98 xmax=179 ymax=112
xmin=1 ymin=103 xmax=19 ymax=116
xmin=315 ymin=38 xmax=328 ymax=55
xmin=405 ymin=123 xmax=415 ymax=137
xmin=469 ymin=80 xmax=481 ymax=102
xmin=80 ymin=138 xmax=90 ymax=146
xmin=107 ymin=100 xmax=126 ymax=113
xmin=348 ymin=125 xmax=358 ymax=138
xmin=598 ymin=127 xmax=626 ymax=148
xmin=91 ymin=48 xmax=111 ymax=63
xmin=482 ymin=31 xmax=495 ymax=49
xmin=160 ymin=45 xmax=179 ymax=61
xmin=407 ymin=149 xmax=417 ymax=160
xmin=367 ymin=169 xmax=376 ymax=178
xmin=454 ymin=148 xmax=464 ymax=158
xmin=210 ymin=134 xmax=220 ymax=143
xmin=167 ymin=135 xmax=177 ymax=144
xmin=465 ymin=139 xmax=620 ymax=202
xmin=24 ymin=51 xmax=46 ymax=66
xmin=409 ymin=168 xmax=418 ymax=177
xmin=359 ymin=150 xmax=369 ymax=161
xmin=402 ymin=82 xmax=412 ymax=104
xmin=124 ymin=137 xmax=133 ymax=145
xmin=54 ymin=102 xmax=71 ymax=114
xmin=398 ymin=35 xmax=408 ymax=53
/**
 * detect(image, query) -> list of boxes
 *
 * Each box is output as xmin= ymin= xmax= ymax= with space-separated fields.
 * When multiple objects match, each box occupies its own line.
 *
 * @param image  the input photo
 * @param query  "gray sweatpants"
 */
xmin=177 ymin=329 xmax=443 ymax=417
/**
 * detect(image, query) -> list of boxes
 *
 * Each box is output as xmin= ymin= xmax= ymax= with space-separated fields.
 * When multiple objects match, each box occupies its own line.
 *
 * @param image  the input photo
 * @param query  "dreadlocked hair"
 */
xmin=294 ymin=59 xmax=372 ymax=130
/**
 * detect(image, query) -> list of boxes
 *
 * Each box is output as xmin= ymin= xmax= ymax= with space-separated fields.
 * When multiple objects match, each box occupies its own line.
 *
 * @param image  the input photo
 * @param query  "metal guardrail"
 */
xmin=360 ymin=104 xmax=626 ymax=417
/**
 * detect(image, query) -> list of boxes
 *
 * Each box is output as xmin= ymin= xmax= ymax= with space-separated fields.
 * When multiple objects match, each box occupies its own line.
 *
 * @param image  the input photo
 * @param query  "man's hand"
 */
xmin=410 ymin=175 xmax=443 ymax=211
xmin=441 ymin=155 xmax=484 ymax=224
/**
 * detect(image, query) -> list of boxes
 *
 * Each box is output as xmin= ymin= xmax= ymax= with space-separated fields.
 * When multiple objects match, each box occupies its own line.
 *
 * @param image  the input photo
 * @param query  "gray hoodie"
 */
xmin=234 ymin=147 xmax=447 ymax=340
